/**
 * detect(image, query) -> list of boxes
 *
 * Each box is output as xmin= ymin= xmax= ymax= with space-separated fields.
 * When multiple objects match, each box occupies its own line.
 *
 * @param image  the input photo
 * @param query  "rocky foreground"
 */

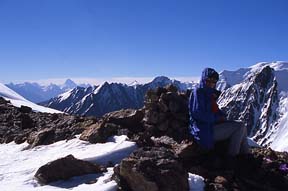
xmin=1 ymin=86 xmax=288 ymax=191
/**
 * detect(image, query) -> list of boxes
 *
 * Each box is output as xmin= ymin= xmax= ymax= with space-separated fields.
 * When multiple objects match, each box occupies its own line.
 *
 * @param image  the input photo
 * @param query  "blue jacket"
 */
xmin=189 ymin=68 xmax=225 ymax=149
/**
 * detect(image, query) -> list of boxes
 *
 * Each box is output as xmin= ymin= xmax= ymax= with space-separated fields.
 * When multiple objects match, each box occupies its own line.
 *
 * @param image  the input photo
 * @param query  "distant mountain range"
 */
xmin=41 ymin=76 xmax=196 ymax=117
xmin=6 ymin=79 xmax=89 ymax=103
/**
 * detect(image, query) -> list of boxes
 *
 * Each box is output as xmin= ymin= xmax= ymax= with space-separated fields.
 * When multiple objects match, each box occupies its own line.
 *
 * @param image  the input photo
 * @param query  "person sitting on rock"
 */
xmin=189 ymin=67 xmax=250 ymax=156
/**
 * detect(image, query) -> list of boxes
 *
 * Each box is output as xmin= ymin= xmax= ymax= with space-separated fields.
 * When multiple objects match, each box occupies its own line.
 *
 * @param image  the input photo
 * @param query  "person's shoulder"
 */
xmin=195 ymin=87 xmax=205 ymax=95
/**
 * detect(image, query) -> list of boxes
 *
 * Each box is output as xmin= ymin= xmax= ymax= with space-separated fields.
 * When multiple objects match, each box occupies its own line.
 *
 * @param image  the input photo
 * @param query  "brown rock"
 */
xmin=28 ymin=128 xmax=55 ymax=147
xmin=174 ymin=141 xmax=202 ymax=160
xmin=80 ymin=121 xmax=119 ymax=143
xmin=34 ymin=155 xmax=105 ymax=185
xmin=104 ymin=109 xmax=144 ymax=132
xmin=214 ymin=176 xmax=228 ymax=185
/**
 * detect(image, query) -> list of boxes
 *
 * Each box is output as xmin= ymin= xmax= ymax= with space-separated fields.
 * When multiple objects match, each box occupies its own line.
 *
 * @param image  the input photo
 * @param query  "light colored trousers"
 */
xmin=214 ymin=120 xmax=250 ymax=156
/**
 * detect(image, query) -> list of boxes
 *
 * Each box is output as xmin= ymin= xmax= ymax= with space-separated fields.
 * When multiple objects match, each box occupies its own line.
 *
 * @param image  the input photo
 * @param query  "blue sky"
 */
xmin=0 ymin=0 xmax=288 ymax=84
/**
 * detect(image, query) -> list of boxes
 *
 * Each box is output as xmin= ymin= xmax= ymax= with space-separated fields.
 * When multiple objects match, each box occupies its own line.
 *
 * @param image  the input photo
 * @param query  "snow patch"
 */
xmin=188 ymin=173 xmax=205 ymax=191
xmin=270 ymin=94 xmax=288 ymax=151
xmin=0 ymin=135 xmax=135 ymax=191
xmin=59 ymin=89 xmax=73 ymax=102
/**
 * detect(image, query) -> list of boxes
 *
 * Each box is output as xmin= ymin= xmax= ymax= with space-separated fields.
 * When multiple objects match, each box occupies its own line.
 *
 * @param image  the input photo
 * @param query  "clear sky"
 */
xmin=0 ymin=0 xmax=287 ymax=84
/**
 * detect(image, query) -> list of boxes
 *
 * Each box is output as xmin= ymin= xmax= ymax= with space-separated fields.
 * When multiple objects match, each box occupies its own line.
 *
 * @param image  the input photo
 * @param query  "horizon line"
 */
xmin=1 ymin=76 xmax=200 ymax=86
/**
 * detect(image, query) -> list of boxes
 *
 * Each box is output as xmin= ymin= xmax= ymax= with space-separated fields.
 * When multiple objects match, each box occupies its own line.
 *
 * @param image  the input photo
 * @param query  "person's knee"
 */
xmin=239 ymin=122 xmax=248 ymax=136
xmin=234 ymin=121 xmax=246 ymax=135
xmin=234 ymin=121 xmax=244 ymax=130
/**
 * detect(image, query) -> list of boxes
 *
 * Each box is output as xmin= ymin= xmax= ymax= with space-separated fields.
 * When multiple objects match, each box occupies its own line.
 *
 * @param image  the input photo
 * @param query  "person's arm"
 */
xmin=189 ymin=89 xmax=216 ymax=124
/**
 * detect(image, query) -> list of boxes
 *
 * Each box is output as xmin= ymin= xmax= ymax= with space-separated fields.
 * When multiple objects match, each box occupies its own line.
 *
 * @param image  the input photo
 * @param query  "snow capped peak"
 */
xmin=249 ymin=61 xmax=288 ymax=71
xmin=248 ymin=61 xmax=288 ymax=92
xmin=128 ymin=80 xmax=140 ymax=86
xmin=269 ymin=61 xmax=288 ymax=70
xmin=218 ymin=61 xmax=288 ymax=92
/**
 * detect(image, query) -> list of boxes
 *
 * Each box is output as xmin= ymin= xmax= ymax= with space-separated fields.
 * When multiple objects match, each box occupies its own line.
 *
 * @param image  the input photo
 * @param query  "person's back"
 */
xmin=189 ymin=68 xmax=249 ymax=156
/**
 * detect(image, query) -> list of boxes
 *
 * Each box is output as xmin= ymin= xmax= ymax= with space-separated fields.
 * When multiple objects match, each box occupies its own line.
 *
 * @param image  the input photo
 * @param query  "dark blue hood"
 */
xmin=199 ymin=68 xmax=219 ymax=88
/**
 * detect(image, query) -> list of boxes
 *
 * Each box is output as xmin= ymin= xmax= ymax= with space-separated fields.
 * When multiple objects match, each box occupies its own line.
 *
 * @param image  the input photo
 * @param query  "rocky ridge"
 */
xmin=0 ymin=97 xmax=97 ymax=147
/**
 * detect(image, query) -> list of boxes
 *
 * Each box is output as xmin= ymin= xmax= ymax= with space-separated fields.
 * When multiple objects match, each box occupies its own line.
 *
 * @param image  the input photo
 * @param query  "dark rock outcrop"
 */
xmin=34 ymin=154 xmax=106 ymax=185
xmin=0 ymin=97 xmax=98 ymax=147
xmin=114 ymin=146 xmax=189 ymax=191
xmin=19 ymin=105 xmax=32 ymax=113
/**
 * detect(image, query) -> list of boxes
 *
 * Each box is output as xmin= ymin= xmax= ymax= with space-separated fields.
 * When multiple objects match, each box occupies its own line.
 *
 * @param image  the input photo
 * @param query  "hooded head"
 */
xmin=199 ymin=68 xmax=219 ymax=88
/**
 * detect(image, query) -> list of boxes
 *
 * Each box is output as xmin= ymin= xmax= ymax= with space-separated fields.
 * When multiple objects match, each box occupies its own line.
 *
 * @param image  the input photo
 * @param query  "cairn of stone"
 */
xmin=142 ymin=85 xmax=191 ymax=142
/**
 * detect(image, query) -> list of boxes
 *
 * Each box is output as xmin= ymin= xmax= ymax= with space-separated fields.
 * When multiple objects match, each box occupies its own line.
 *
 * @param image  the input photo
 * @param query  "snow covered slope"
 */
xmin=218 ymin=61 xmax=288 ymax=151
xmin=270 ymin=93 xmax=288 ymax=151
xmin=0 ymin=82 xmax=61 ymax=113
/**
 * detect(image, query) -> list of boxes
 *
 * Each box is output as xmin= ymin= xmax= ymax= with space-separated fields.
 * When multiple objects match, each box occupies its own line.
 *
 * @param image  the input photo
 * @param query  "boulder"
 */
xmin=80 ymin=121 xmax=120 ymax=143
xmin=34 ymin=155 xmax=105 ymax=185
xmin=27 ymin=128 xmax=55 ymax=147
xmin=115 ymin=147 xmax=189 ymax=191
xmin=104 ymin=109 xmax=144 ymax=132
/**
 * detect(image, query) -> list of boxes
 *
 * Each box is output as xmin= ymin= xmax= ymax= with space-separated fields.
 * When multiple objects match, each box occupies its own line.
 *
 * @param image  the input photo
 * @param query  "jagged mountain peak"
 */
xmin=218 ymin=61 xmax=288 ymax=91
xmin=62 ymin=79 xmax=77 ymax=89
xmin=128 ymin=80 xmax=139 ymax=86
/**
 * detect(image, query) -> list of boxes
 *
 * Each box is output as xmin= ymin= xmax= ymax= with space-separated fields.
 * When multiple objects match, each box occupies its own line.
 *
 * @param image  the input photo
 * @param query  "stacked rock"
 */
xmin=143 ymin=85 xmax=191 ymax=142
